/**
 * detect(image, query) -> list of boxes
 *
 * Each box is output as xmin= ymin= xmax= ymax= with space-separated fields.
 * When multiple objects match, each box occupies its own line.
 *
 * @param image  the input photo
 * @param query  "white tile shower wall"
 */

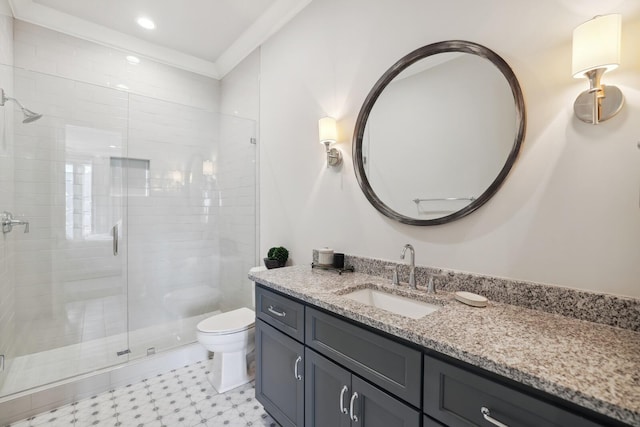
xmin=0 ymin=15 xmax=15 ymax=391
xmin=12 ymin=21 xmax=220 ymax=112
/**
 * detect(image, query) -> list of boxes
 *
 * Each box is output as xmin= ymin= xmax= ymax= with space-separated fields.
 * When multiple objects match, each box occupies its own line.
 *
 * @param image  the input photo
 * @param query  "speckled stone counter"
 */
xmin=249 ymin=265 xmax=640 ymax=426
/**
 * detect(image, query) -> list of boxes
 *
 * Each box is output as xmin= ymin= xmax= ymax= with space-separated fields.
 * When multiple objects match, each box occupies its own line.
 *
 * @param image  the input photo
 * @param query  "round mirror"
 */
xmin=353 ymin=41 xmax=526 ymax=225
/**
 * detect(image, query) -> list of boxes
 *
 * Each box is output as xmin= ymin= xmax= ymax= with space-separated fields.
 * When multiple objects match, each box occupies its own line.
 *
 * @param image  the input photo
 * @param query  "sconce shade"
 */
xmin=572 ymin=14 xmax=621 ymax=77
xmin=318 ymin=116 xmax=337 ymax=144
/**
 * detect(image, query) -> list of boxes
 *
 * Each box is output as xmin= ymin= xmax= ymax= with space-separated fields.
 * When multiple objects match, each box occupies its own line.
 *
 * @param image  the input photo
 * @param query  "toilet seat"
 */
xmin=197 ymin=307 xmax=255 ymax=335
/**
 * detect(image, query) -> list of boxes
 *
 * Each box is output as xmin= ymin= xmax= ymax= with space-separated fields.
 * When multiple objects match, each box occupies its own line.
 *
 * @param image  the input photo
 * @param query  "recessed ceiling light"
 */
xmin=137 ymin=17 xmax=155 ymax=30
xmin=126 ymin=55 xmax=140 ymax=64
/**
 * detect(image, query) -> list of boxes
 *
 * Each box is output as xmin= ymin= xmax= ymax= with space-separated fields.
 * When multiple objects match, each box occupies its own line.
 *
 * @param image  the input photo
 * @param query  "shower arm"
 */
xmin=1 ymin=89 xmax=27 ymax=111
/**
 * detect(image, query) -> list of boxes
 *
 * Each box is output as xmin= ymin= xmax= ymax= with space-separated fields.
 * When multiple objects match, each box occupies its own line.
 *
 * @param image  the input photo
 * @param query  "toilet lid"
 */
xmin=197 ymin=307 xmax=255 ymax=334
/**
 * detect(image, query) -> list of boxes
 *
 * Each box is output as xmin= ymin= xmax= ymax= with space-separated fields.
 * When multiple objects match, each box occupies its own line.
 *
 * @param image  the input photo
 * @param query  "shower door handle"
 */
xmin=112 ymin=224 xmax=118 ymax=256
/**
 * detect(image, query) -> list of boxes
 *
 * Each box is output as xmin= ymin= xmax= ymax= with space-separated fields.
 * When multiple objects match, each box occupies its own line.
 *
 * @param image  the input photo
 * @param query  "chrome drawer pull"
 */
xmin=339 ymin=385 xmax=349 ymax=414
xmin=481 ymin=407 xmax=509 ymax=427
xmin=349 ymin=392 xmax=359 ymax=422
xmin=267 ymin=305 xmax=286 ymax=317
xmin=294 ymin=356 xmax=302 ymax=381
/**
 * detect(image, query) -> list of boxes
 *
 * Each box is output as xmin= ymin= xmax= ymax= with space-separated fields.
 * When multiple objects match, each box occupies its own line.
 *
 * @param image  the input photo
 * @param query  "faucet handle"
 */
xmin=385 ymin=265 xmax=399 ymax=286
xmin=426 ymin=272 xmax=443 ymax=294
xmin=426 ymin=276 xmax=436 ymax=294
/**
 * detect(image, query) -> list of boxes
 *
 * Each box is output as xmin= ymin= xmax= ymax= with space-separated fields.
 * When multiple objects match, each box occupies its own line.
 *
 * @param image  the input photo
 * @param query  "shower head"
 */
xmin=21 ymin=108 xmax=43 ymax=123
xmin=0 ymin=88 xmax=43 ymax=123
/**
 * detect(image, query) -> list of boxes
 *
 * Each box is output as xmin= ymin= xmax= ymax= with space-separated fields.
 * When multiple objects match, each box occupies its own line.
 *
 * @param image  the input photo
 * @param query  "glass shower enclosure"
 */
xmin=0 ymin=64 xmax=257 ymax=399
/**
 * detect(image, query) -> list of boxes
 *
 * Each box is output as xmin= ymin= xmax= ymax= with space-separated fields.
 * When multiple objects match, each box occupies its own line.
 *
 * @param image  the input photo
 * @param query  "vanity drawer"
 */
xmin=256 ymin=285 xmax=304 ymax=342
xmin=423 ymin=355 xmax=604 ymax=427
xmin=305 ymin=307 xmax=421 ymax=408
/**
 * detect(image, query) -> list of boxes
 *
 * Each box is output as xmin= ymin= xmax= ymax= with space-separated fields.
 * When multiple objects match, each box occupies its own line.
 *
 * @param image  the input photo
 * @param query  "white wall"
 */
xmin=259 ymin=0 xmax=640 ymax=297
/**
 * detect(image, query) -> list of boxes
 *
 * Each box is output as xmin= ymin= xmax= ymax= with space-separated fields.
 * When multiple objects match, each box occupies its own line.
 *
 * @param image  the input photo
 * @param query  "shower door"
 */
xmin=0 ymin=68 xmax=130 ymax=398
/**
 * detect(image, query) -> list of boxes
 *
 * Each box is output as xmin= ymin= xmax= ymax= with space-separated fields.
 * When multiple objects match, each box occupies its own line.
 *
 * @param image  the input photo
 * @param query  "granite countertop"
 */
xmin=249 ymin=265 xmax=640 ymax=426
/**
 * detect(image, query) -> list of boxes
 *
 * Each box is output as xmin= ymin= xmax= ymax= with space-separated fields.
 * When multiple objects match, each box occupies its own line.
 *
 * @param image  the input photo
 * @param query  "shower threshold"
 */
xmin=0 ymin=312 xmax=214 ymax=399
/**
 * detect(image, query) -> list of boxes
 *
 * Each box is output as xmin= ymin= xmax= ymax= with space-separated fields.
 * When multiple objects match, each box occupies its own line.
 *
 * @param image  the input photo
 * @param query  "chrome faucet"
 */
xmin=400 ymin=244 xmax=416 ymax=289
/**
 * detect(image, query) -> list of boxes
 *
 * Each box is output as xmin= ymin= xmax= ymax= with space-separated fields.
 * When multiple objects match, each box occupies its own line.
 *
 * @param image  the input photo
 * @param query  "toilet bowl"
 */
xmin=196 ymin=307 xmax=255 ymax=393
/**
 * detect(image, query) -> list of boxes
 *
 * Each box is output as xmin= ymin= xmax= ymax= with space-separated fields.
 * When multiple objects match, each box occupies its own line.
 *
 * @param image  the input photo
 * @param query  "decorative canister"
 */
xmin=317 ymin=248 xmax=334 ymax=265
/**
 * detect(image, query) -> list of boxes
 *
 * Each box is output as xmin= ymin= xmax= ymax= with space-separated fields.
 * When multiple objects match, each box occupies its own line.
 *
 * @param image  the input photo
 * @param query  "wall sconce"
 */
xmin=572 ymin=14 xmax=624 ymax=124
xmin=318 ymin=116 xmax=342 ymax=167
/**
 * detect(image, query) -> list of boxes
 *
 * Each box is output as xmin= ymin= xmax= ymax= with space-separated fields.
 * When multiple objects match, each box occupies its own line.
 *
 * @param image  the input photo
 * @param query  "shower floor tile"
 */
xmin=6 ymin=361 xmax=278 ymax=427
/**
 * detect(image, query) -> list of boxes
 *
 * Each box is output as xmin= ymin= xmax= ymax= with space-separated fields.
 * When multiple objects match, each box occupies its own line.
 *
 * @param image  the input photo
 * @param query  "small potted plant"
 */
xmin=264 ymin=246 xmax=289 ymax=269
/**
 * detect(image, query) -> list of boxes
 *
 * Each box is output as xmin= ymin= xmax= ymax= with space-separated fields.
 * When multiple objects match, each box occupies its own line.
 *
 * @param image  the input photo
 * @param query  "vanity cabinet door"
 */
xmin=255 ymin=319 xmax=304 ymax=427
xmin=305 ymin=348 xmax=351 ymax=427
xmin=351 ymin=376 xmax=420 ymax=427
xmin=305 ymin=348 xmax=420 ymax=427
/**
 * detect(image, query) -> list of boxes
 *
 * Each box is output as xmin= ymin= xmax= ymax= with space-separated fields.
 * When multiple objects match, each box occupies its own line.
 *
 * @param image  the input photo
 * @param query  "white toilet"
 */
xmin=196 ymin=306 xmax=255 ymax=393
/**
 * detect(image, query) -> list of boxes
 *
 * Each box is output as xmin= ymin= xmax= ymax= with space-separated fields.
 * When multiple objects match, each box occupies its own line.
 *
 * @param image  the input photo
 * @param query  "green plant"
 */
xmin=267 ymin=246 xmax=289 ymax=264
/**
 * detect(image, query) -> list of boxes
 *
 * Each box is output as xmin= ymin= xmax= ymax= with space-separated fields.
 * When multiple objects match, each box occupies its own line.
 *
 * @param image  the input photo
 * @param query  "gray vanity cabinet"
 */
xmin=255 ymin=286 xmax=306 ymax=427
xmin=255 ymin=319 xmax=304 ymax=427
xmin=305 ymin=348 xmax=420 ymax=427
xmin=423 ymin=355 xmax=604 ymax=427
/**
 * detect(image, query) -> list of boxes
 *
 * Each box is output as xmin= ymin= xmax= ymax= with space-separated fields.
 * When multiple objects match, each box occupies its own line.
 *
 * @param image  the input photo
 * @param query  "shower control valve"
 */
xmin=1 ymin=211 xmax=30 ymax=234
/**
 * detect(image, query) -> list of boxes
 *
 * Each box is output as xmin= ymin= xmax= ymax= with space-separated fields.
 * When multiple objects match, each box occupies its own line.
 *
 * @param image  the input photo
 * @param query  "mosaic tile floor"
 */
xmin=6 ymin=361 xmax=278 ymax=427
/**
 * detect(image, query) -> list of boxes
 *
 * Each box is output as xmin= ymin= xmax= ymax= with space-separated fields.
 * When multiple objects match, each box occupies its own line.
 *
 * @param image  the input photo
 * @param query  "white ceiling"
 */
xmin=7 ymin=0 xmax=312 ymax=78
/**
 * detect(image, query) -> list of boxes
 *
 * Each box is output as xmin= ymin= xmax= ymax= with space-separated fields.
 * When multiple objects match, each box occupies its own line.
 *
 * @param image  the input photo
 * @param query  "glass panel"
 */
xmin=126 ymin=94 xmax=257 ymax=357
xmin=0 ymin=66 xmax=129 ymax=398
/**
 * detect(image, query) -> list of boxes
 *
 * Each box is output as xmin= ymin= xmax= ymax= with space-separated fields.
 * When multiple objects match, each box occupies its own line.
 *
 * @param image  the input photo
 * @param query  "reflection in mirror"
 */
xmin=353 ymin=41 xmax=526 ymax=225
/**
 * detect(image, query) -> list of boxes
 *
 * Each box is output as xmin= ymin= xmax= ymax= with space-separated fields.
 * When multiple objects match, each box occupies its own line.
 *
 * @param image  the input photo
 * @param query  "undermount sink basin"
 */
xmin=343 ymin=288 xmax=440 ymax=319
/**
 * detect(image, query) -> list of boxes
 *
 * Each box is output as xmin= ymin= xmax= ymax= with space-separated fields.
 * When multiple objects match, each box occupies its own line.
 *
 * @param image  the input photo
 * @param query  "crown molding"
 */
xmin=8 ymin=0 xmax=312 ymax=79
xmin=216 ymin=0 xmax=312 ymax=77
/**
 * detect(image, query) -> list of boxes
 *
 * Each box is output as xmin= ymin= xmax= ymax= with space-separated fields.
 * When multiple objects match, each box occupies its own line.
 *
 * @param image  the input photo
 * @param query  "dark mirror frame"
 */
xmin=352 ymin=40 xmax=526 ymax=226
